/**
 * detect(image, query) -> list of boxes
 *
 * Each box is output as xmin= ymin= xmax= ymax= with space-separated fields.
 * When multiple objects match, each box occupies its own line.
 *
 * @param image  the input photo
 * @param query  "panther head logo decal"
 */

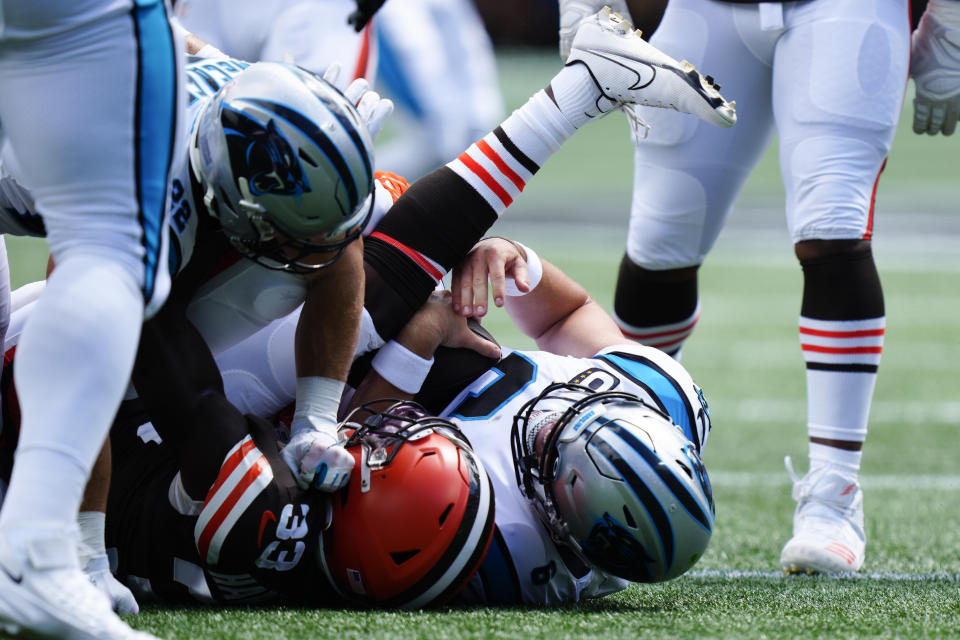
xmin=581 ymin=512 xmax=655 ymax=582
xmin=221 ymin=105 xmax=311 ymax=198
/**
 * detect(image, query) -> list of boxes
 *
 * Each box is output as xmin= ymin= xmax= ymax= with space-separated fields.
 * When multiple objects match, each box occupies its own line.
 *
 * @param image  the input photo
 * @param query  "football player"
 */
xmin=0 ymin=1 xmax=182 ymax=638
xmin=1 ymin=5 xmax=735 ymax=609
xmin=0 ymin=49 xmax=389 ymax=615
xmin=0 ymin=50 xmax=395 ymax=491
xmin=237 ymin=236 xmax=716 ymax=605
xmin=559 ymin=0 xmax=912 ymax=574
xmin=0 ymin=301 xmax=495 ymax=607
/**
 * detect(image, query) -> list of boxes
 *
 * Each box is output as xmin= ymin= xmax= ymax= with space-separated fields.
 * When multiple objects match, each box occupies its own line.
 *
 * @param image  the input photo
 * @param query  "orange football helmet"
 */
xmin=319 ymin=400 xmax=494 ymax=608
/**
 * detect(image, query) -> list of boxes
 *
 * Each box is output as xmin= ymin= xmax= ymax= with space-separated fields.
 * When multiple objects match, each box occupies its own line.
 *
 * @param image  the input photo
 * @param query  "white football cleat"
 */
xmin=558 ymin=0 xmax=630 ymax=60
xmin=566 ymin=7 xmax=737 ymax=128
xmin=780 ymin=457 xmax=866 ymax=574
xmin=0 ymin=531 xmax=156 ymax=639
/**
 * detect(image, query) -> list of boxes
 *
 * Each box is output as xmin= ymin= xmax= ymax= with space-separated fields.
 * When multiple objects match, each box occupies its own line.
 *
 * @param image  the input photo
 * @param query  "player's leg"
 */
xmin=0 ymin=1 xmax=181 ymax=637
xmin=773 ymin=0 xmax=910 ymax=574
xmin=365 ymin=5 xmax=738 ymax=342
xmin=613 ymin=0 xmax=777 ymax=358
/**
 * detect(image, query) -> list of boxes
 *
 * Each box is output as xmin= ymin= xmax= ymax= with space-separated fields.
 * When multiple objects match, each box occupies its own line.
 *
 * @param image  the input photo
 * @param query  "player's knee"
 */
xmin=795 ymin=238 xmax=871 ymax=262
xmin=796 ymin=239 xmax=883 ymax=318
xmin=613 ymin=255 xmax=700 ymax=356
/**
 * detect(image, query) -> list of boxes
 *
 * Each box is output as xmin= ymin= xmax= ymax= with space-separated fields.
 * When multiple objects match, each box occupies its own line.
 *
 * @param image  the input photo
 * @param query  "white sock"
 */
xmin=547 ymin=62 xmax=606 ymax=129
xmin=800 ymin=315 xmax=882 ymax=479
xmin=0 ymin=254 xmax=143 ymax=532
xmin=448 ymin=89 xmax=578 ymax=217
xmin=809 ymin=442 xmax=862 ymax=476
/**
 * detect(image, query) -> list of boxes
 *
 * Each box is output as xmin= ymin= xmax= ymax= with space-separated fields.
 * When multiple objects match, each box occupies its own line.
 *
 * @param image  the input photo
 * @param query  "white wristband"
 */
xmin=292 ymin=377 xmax=344 ymax=437
xmin=77 ymin=511 xmax=107 ymax=557
xmin=371 ymin=340 xmax=434 ymax=394
xmin=505 ymin=242 xmax=543 ymax=296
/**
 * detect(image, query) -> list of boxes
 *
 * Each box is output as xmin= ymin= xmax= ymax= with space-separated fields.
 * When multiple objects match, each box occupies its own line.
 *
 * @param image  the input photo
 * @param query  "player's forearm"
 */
xmin=344 ymin=300 xmax=447 ymax=413
xmin=79 ymin=438 xmax=110 ymax=513
xmin=504 ymin=257 xmax=590 ymax=341
xmin=295 ymin=239 xmax=364 ymax=381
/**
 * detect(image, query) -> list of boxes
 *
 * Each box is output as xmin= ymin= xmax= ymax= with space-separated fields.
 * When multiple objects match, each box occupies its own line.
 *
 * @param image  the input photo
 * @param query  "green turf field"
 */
xmin=4 ymin=50 xmax=959 ymax=638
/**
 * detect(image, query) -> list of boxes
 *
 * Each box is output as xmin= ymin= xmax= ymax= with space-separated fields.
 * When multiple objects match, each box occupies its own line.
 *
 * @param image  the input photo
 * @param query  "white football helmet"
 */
xmin=511 ymin=383 xmax=715 ymax=583
xmin=190 ymin=61 xmax=375 ymax=272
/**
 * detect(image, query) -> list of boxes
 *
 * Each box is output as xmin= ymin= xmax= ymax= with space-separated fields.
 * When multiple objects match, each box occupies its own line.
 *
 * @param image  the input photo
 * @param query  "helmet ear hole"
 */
xmin=676 ymin=459 xmax=693 ymax=479
xmin=389 ymin=549 xmax=421 ymax=565
xmin=297 ymin=148 xmax=319 ymax=167
xmin=438 ymin=503 xmax=454 ymax=526
xmin=622 ymin=506 xmax=638 ymax=529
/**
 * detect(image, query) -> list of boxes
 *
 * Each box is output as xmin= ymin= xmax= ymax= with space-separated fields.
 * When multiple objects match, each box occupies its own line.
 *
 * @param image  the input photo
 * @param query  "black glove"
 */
xmin=347 ymin=0 xmax=388 ymax=32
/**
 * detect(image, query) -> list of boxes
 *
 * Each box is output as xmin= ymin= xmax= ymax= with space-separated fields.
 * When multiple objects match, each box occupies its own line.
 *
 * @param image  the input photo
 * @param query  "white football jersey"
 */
xmin=445 ymin=343 xmax=711 ymax=605
xmin=0 ymin=49 xmax=398 ymax=359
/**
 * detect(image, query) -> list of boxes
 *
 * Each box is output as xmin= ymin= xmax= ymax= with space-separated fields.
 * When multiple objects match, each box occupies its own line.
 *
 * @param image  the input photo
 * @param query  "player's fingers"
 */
xmin=344 ymin=77 xmax=369 ymax=105
xmin=354 ymin=86 xmax=377 ymax=119
xmin=487 ymin=251 xmax=507 ymax=308
xmin=472 ymin=264 xmax=490 ymax=317
xmin=462 ymin=326 xmax=502 ymax=360
xmin=913 ymin=96 xmax=932 ymax=134
xmin=322 ymin=62 xmax=342 ymax=87
xmin=366 ymin=99 xmax=394 ymax=140
xmin=507 ymin=254 xmax=531 ymax=295
xmin=929 ymin=103 xmax=947 ymax=135
xmin=455 ymin=263 xmax=475 ymax=315
xmin=942 ymin=103 xmax=959 ymax=136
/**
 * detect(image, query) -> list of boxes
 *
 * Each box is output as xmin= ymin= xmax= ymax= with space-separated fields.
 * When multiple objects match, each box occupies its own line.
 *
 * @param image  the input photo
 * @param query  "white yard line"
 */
xmin=685 ymin=569 xmax=960 ymax=581
xmin=709 ymin=471 xmax=960 ymax=490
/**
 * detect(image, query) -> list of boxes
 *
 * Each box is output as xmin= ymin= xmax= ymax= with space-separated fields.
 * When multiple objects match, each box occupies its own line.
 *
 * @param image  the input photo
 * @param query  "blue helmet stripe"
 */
xmin=294 ymin=73 xmax=374 ymax=190
xmin=588 ymin=433 xmax=675 ymax=569
xmin=244 ymin=98 xmax=360 ymax=212
xmin=600 ymin=418 xmax=712 ymax=533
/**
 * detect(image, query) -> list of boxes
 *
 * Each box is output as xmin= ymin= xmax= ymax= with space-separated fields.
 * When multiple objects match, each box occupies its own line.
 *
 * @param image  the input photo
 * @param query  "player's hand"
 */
xmin=401 ymin=291 xmax=501 ymax=359
xmin=911 ymin=0 xmax=960 ymax=135
xmin=321 ymin=64 xmax=394 ymax=140
xmin=451 ymin=237 xmax=530 ymax=317
xmin=84 ymin=553 xmax=140 ymax=615
xmin=346 ymin=78 xmax=394 ymax=140
xmin=280 ymin=424 xmax=354 ymax=491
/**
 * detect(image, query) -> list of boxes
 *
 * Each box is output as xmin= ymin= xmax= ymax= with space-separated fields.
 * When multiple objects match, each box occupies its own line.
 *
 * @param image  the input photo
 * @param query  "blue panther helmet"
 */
xmin=190 ymin=61 xmax=375 ymax=272
xmin=511 ymin=383 xmax=715 ymax=583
